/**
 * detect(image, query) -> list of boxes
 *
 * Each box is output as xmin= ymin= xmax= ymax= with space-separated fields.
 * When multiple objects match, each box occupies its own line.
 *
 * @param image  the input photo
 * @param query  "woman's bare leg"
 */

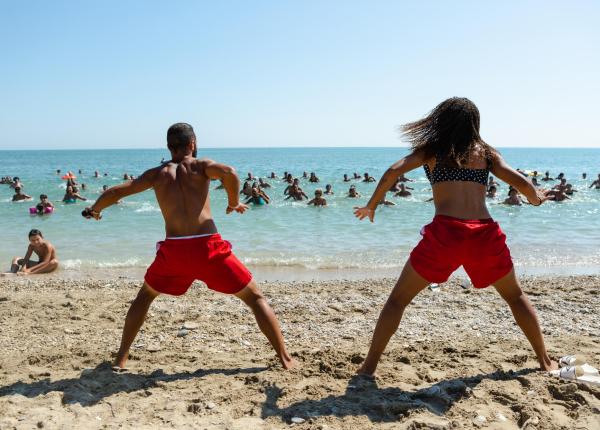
xmin=358 ymin=261 xmax=430 ymax=376
xmin=493 ymin=269 xmax=557 ymax=371
xmin=235 ymin=280 xmax=297 ymax=369
xmin=114 ymin=282 xmax=160 ymax=369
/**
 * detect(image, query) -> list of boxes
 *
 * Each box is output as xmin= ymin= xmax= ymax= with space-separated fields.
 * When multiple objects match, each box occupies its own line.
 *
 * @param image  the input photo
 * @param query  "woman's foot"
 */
xmin=280 ymin=354 xmax=299 ymax=370
xmin=539 ymin=357 xmax=559 ymax=371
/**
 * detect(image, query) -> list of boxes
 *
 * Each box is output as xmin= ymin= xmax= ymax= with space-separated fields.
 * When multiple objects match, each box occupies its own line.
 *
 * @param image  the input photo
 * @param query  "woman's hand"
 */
xmin=354 ymin=207 xmax=375 ymax=222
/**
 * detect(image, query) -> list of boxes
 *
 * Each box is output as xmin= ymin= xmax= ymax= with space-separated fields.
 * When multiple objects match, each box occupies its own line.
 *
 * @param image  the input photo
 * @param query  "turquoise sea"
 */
xmin=1 ymin=148 xmax=599 ymax=277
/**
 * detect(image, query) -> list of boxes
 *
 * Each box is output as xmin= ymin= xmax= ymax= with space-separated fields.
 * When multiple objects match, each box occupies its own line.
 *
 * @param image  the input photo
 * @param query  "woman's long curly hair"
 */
xmin=402 ymin=97 xmax=497 ymax=167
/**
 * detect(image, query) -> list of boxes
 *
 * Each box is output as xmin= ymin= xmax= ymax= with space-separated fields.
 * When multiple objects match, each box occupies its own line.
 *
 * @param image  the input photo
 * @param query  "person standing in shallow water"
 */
xmin=353 ymin=97 xmax=558 ymax=376
xmin=83 ymin=123 xmax=296 ymax=371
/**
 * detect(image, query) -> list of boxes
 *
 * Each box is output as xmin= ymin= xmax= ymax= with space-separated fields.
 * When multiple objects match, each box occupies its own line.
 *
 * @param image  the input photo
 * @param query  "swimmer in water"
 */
xmin=240 ymin=181 xmax=253 ymax=197
xmin=397 ymin=174 xmax=413 ymax=183
xmin=353 ymin=172 xmax=361 ymax=179
xmin=553 ymin=178 xmax=568 ymax=192
xmin=309 ymin=172 xmax=320 ymax=183
xmin=302 ymin=171 xmax=308 ymax=179
xmin=94 ymin=171 xmax=100 ymax=178
xmin=531 ymin=177 xmax=540 ymax=186
xmin=503 ymin=188 xmax=523 ymax=205
xmin=10 ymin=177 xmax=23 ymax=189
xmin=285 ymin=184 xmax=308 ymax=201
xmin=548 ymin=188 xmax=570 ymax=202
xmin=38 ymin=194 xmax=54 ymax=211
xmin=582 ymin=173 xmax=587 ymax=180
xmin=541 ymin=171 xmax=554 ymax=182
xmin=589 ymin=174 xmax=600 ymax=189
xmin=258 ymin=178 xmax=271 ymax=188
xmin=245 ymin=188 xmax=269 ymax=205
xmin=12 ymin=186 xmax=32 ymax=202
xmin=394 ymin=183 xmax=412 ymax=197
xmin=324 ymin=184 xmax=334 ymax=195
xmin=307 ymin=189 xmax=327 ymax=206
xmin=488 ymin=176 xmax=499 ymax=187
xmin=486 ymin=185 xmax=497 ymax=199
xmin=63 ymin=185 xmax=87 ymax=203
xmin=284 ymin=178 xmax=303 ymax=196
xmin=363 ymin=172 xmax=376 ymax=183
xmin=3 ymin=229 xmax=59 ymax=276
xmin=378 ymin=195 xmax=396 ymax=206
xmin=343 ymin=174 xmax=351 ymax=182
xmin=565 ymin=184 xmax=577 ymax=195
xmin=246 ymin=172 xmax=255 ymax=181
xmin=347 ymin=185 xmax=361 ymax=198
xmin=269 ymin=172 xmax=277 ymax=179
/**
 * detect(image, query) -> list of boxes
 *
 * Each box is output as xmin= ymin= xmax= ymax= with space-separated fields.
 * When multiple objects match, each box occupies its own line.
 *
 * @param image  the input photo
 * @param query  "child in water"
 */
xmin=307 ymin=189 xmax=327 ymax=206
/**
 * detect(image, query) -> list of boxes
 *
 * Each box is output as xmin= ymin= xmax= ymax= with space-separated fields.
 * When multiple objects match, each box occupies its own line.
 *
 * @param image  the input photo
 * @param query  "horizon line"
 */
xmin=1 ymin=146 xmax=599 ymax=151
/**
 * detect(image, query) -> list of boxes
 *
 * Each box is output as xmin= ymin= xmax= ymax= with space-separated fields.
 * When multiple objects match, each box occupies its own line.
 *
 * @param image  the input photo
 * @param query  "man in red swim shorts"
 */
xmin=84 ymin=123 xmax=296 ymax=371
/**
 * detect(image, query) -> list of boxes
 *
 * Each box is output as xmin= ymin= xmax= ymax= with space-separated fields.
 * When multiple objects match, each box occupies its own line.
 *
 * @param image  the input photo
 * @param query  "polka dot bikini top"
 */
xmin=424 ymin=155 xmax=490 ymax=185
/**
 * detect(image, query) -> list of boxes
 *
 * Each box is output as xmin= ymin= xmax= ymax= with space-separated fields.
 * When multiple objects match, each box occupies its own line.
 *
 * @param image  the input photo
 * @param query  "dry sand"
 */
xmin=0 ymin=275 xmax=599 ymax=429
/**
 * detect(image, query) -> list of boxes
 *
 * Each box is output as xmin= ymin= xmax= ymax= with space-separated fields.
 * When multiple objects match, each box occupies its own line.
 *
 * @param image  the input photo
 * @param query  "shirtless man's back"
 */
xmin=84 ymin=123 xmax=295 ymax=371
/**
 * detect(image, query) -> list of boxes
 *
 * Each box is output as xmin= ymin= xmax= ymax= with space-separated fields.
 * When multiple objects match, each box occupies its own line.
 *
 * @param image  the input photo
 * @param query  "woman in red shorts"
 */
xmin=354 ymin=97 xmax=558 ymax=375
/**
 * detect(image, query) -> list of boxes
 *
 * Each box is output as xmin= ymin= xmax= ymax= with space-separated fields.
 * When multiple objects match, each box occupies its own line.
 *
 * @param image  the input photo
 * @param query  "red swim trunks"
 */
xmin=410 ymin=215 xmax=513 ymax=289
xmin=144 ymin=234 xmax=252 ymax=296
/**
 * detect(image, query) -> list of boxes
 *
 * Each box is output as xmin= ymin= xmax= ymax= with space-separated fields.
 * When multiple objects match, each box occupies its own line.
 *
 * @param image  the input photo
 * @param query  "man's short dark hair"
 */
xmin=40 ymin=194 xmax=47 ymax=199
xmin=167 ymin=123 xmax=195 ymax=152
xmin=28 ymin=229 xmax=43 ymax=238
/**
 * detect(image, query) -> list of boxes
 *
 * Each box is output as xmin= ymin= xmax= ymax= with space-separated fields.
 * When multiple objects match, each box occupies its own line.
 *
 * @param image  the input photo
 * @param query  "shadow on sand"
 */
xmin=260 ymin=368 xmax=537 ymax=423
xmin=0 ymin=361 xmax=268 ymax=406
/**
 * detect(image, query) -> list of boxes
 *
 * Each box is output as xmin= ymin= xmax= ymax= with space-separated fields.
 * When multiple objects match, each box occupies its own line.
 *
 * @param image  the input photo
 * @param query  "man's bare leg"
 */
xmin=114 ymin=282 xmax=160 ymax=370
xmin=493 ymin=269 xmax=558 ymax=371
xmin=27 ymin=259 xmax=59 ymax=274
xmin=357 ymin=261 xmax=430 ymax=376
xmin=10 ymin=257 xmax=23 ymax=273
xmin=235 ymin=280 xmax=297 ymax=369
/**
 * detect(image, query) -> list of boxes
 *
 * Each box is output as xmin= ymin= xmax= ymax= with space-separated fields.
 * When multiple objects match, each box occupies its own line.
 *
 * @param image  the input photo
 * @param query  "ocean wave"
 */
xmin=134 ymin=202 xmax=160 ymax=213
xmin=61 ymin=258 xmax=145 ymax=269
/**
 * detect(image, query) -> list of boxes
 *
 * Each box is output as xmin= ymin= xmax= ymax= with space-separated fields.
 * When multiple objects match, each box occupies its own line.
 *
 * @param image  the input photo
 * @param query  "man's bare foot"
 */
xmin=280 ymin=355 xmax=299 ymax=370
xmin=113 ymin=352 xmax=129 ymax=371
xmin=356 ymin=363 xmax=377 ymax=377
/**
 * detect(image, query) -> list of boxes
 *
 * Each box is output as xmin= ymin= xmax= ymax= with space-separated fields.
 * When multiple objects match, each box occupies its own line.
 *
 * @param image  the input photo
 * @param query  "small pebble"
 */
xmin=291 ymin=417 xmax=305 ymax=424
xmin=177 ymin=329 xmax=189 ymax=337
xmin=206 ymin=401 xmax=216 ymax=410
xmin=183 ymin=322 xmax=200 ymax=330
xmin=496 ymin=413 xmax=507 ymax=422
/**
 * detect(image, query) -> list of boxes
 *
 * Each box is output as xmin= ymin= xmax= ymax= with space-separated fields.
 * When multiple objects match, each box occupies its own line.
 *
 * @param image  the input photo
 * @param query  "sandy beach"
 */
xmin=0 ymin=274 xmax=599 ymax=429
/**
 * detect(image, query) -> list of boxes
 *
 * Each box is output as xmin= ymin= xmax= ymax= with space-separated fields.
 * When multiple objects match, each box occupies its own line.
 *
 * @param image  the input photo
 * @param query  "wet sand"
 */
xmin=0 ymin=275 xmax=599 ymax=429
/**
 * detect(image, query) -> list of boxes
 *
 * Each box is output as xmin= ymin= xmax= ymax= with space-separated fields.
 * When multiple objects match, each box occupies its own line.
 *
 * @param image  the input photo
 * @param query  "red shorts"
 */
xmin=144 ymin=234 xmax=252 ymax=296
xmin=410 ymin=215 xmax=513 ymax=289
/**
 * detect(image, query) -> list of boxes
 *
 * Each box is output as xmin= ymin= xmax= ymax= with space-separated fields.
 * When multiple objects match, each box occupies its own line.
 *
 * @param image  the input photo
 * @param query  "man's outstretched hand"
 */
xmin=82 ymin=207 xmax=102 ymax=220
xmin=226 ymin=203 xmax=249 ymax=214
xmin=354 ymin=207 xmax=375 ymax=222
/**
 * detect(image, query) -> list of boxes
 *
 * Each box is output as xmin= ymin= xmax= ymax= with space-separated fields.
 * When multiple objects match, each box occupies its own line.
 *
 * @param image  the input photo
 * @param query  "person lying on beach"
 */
xmin=309 ymin=172 xmax=320 ymax=183
xmin=4 ymin=229 xmax=58 ymax=276
xmin=486 ymin=185 xmax=497 ymax=199
xmin=394 ymin=183 xmax=412 ymax=197
xmin=347 ymin=185 xmax=361 ymax=198
xmin=353 ymin=97 xmax=557 ymax=376
xmin=258 ymin=178 xmax=271 ymax=188
xmin=82 ymin=122 xmax=296 ymax=371
xmin=285 ymin=184 xmax=308 ymax=201
xmin=307 ymin=189 xmax=327 ymax=206
xmin=12 ymin=186 xmax=32 ymax=202
xmin=503 ymin=188 xmax=523 ymax=205
xmin=542 ymin=171 xmax=554 ymax=181
xmin=245 ymin=187 xmax=270 ymax=205
xmin=63 ymin=186 xmax=87 ymax=203
xmin=589 ymin=174 xmax=600 ymax=189
xmin=362 ymin=172 xmax=376 ymax=182
xmin=324 ymin=184 xmax=334 ymax=194
xmin=343 ymin=174 xmax=351 ymax=182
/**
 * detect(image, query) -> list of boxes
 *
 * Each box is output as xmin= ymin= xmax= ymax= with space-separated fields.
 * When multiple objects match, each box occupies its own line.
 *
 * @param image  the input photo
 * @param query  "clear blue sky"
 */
xmin=1 ymin=1 xmax=598 ymax=149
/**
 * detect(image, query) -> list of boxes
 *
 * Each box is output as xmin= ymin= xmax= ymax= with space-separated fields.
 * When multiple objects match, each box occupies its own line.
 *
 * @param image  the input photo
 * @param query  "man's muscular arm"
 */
xmin=201 ymin=159 xmax=247 ymax=213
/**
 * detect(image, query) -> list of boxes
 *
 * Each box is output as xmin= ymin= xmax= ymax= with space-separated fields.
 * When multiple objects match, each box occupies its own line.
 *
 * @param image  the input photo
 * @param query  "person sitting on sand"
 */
xmin=486 ymin=185 xmax=497 ymax=199
xmin=589 ymin=174 xmax=600 ymax=189
xmin=353 ymin=97 xmax=557 ymax=376
xmin=63 ymin=185 xmax=87 ymax=203
xmin=4 ymin=229 xmax=58 ymax=276
xmin=503 ymin=188 xmax=523 ymax=205
xmin=363 ymin=172 xmax=376 ymax=182
xmin=285 ymin=184 xmax=308 ymax=201
xmin=258 ymin=178 xmax=271 ymax=188
xmin=347 ymin=185 xmax=361 ymax=198
xmin=12 ymin=186 xmax=32 ymax=202
xmin=394 ymin=183 xmax=412 ymax=197
xmin=541 ymin=171 xmax=554 ymax=181
xmin=82 ymin=122 xmax=296 ymax=371
xmin=324 ymin=184 xmax=334 ymax=195
xmin=343 ymin=174 xmax=351 ymax=182
xmin=309 ymin=172 xmax=320 ymax=183
xmin=307 ymin=189 xmax=327 ymax=206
